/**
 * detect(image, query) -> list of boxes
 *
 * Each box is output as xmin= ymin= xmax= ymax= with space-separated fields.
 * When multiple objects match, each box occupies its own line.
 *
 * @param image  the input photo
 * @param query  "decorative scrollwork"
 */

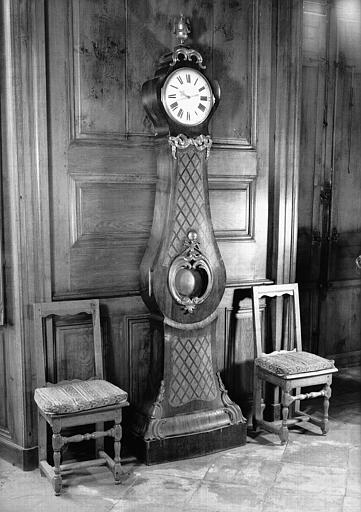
xmin=216 ymin=372 xmax=246 ymax=424
xmin=356 ymin=255 xmax=361 ymax=271
xmin=170 ymin=47 xmax=206 ymax=69
xmin=168 ymin=231 xmax=213 ymax=314
xmin=169 ymin=134 xmax=213 ymax=160
xmin=149 ymin=380 xmax=165 ymax=420
xmin=144 ymin=380 xmax=166 ymax=440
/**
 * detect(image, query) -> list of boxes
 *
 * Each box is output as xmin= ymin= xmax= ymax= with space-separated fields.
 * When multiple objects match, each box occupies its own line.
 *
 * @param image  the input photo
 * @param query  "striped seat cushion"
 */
xmin=34 ymin=379 xmax=128 ymax=415
xmin=255 ymin=350 xmax=336 ymax=377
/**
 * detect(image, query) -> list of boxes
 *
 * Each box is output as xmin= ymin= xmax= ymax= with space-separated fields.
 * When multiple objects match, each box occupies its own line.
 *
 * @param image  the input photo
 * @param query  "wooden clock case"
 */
xmin=131 ymin=45 xmax=247 ymax=464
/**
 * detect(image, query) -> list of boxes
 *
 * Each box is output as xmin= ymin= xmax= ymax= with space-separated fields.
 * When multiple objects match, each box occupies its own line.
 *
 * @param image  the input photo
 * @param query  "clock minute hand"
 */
xmin=179 ymin=91 xmax=191 ymax=99
xmin=178 ymin=92 xmax=200 ymax=101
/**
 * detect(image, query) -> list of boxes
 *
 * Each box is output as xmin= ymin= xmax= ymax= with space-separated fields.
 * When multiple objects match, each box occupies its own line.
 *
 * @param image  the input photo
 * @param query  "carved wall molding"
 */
xmin=270 ymin=0 xmax=302 ymax=284
xmin=209 ymin=175 xmax=255 ymax=241
xmin=69 ymin=175 xmax=155 ymax=248
xmin=124 ymin=314 xmax=151 ymax=403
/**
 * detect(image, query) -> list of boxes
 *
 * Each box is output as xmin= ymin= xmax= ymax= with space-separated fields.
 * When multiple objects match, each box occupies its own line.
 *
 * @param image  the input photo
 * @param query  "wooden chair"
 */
xmin=33 ymin=299 xmax=129 ymax=495
xmin=252 ymin=283 xmax=338 ymax=444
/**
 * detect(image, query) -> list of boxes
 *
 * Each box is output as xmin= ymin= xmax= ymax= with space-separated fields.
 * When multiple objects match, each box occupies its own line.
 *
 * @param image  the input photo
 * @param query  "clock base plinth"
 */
xmin=131 ymin=423 xmax=247 ymax=465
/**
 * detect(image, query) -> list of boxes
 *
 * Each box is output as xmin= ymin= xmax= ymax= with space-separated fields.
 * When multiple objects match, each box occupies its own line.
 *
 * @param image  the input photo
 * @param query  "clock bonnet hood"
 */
xmin=142 ymin=42 xmax=220 ymax=138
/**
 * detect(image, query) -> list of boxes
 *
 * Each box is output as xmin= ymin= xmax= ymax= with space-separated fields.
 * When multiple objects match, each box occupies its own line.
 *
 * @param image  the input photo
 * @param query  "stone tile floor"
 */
xmin=0 ymin=366 xmax=360 ymax=511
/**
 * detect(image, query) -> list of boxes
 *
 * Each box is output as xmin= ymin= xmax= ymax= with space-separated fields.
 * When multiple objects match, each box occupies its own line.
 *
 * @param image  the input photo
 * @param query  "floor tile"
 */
xmin=348 ymin=446 xmax=361 ymax=472
xmin=204 ymin=454 xmax=282 ymax=487
xmin=0 ymin=493 xmax=115 ymax=512
xmin=282 ymin=438 xmax=349 ymax=467
xmin=263 ymin=487 xmax=343 ymax=512
xmin=111 ymin=501 xmax=184 ymax=512
xmin=328 ymin=403 xmax=361 ymax=424
xmin=321 ymin=424 xmax=361 ymax=446
xmin=185 ymin=481 xmax=265 ymax=512
xmin=122 ymin=472 xmax=200 ymax=506
xmin=0 ymin=465 xmax=134 ymax=501
xmin=242 ymin=434 xmax=287 ymax=459
xmin=343 ymin=495 xmax=361 ymax=512
xmin=133 ymin=452 xmax=217 ymax=480
xmin=274 ymin=462 xmax=347 ymax=495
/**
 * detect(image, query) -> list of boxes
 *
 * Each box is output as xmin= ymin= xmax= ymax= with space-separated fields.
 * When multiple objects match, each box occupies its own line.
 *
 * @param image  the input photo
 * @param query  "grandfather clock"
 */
xmin=133 ymin=15 xmax=246 ymax=464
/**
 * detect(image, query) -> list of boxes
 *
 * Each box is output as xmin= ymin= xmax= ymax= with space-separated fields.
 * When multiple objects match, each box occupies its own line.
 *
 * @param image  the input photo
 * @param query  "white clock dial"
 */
xmin=161 ymin=68 xmax=214 ymax=126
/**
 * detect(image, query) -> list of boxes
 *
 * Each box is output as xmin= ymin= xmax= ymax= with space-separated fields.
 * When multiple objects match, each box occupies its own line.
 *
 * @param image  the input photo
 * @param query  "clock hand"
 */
xmin=177 ymin=92 xmax=200 ymax=101
xmin=179 ymin=91 xmax=191 ymax=99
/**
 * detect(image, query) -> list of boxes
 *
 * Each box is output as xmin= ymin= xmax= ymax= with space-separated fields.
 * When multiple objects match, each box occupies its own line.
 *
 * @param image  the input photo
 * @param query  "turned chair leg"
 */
xmin=95 ymin=422 xmax=105 ymax=454
xmin=279 ymin=390 xmax=292 ymax=444
xmin=52 ymin=425 xmax=63 ymax=496
xmin=253 ymin=371 xmax=263 ymax=431
xmin=321 ymin=383 xmax=331 ymax=435
xmin=113 ymin=411 xmax=122 ymax=484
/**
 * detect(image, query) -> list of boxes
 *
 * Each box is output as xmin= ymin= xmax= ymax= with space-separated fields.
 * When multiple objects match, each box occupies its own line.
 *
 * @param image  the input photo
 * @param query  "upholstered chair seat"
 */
xmin=255 ymin=350 xmax=336 ymax=379
xmin=34 ymin=379 xmax=128 ymax=415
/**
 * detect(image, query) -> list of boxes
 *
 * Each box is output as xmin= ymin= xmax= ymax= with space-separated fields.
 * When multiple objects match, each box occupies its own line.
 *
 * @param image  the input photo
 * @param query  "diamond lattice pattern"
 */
xmin=169 ymin=334 xmax=217 ymax=407
xmin=166 ymin=150 xmax=205 ymax=264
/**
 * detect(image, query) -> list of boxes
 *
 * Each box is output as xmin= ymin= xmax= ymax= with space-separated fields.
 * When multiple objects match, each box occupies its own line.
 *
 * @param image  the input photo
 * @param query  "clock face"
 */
xmin=161 ymin=68 xmax=214 ymax=126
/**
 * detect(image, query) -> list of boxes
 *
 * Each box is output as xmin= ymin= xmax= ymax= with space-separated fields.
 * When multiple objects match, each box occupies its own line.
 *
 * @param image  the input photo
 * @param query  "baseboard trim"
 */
xmin=0 ymin=435 xmax=38 ymax=471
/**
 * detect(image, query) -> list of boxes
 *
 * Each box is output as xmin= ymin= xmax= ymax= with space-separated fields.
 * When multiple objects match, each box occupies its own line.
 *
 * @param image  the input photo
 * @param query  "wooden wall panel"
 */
xmin=70 ymin=0 xmax=255 ymax=144
xmin=48 ymin=0 xmax=269 ymax=299
xmin=212 ymin=0 xmax=254 ymax=145
xmin=0 ymin=331 xmax=7 ymax=430
xmin=124 ymin=315 xmax=151 ymax=404
xmin=72 ymin=0 xmax=127 ymax=138
xmin=55 ymin=321 xmax=95 ymax=381
xmin=71 ymin=180 xmax=155 ymax=246
xmin=69 ymin=245 xmax=147 ymax=294
xmin=320 ymin=282 xmax=361 ymax=359
xmin=209 ymin=178 xmax=254 ymax=240
xmin=0 ymin=176 xmax=3 ymax=324
xmin=297 ymin=0 xmax=361 ymax=364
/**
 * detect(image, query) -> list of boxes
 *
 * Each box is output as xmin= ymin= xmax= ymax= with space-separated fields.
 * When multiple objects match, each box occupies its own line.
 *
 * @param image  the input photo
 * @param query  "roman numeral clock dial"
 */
xmin=161 ymin=68 xmax=214 ymax=126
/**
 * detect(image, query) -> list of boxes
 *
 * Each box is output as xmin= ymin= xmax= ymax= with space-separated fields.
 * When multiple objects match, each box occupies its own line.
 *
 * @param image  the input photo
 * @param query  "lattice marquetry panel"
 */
xmin=169 ymin=334 xmax=217 ymax=407
xmin=166 ymin=150 xmax=205 ymax=264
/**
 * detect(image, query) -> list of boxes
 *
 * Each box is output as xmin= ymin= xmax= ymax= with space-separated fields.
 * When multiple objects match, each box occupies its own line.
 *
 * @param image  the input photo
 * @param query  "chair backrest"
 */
xmin=33 ymin=299 xmax=103 ymax=388
xmin=252 ymin=283 xmax=302 ymax=358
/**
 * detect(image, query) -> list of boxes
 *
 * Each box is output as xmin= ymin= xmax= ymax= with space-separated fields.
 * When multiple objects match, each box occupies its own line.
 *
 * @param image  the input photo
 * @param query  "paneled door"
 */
xmin=297 ymin=0 xmax=361 ymax=364
xmin=45 ymin=0 xmax=272 ymax=414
